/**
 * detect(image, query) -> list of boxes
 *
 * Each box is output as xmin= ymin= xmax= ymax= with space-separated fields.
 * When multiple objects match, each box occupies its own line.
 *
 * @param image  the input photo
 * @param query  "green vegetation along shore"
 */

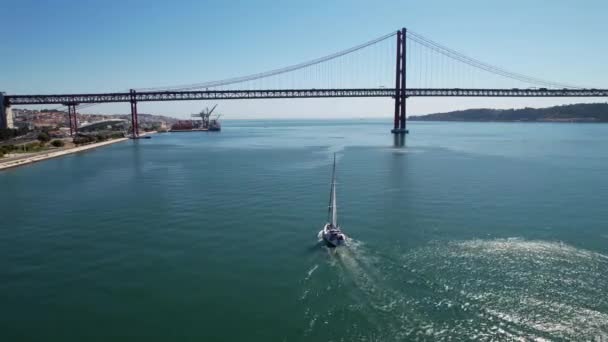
xmin=409 ymin=103 xmax=608 ymax=122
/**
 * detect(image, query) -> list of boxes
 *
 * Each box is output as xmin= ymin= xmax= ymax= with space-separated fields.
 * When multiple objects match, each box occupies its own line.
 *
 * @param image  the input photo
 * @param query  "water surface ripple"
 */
xmin=1 ymin=120 xmax=607 ymax=341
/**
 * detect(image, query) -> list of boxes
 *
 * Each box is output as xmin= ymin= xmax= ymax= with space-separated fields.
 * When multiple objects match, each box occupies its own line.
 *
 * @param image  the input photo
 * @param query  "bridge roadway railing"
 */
xmin=6 ymin=88 xmax=608 ymax=105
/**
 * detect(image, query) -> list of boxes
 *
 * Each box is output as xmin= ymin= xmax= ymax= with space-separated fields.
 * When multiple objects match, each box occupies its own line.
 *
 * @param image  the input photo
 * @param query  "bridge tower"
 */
xmin=0 ymin=92 xmax=14 ymax=129
xmin=391 ymin=28 xmax=408 ymax=134
xmin=130 ymin=89 xmax=139 ymax=137
xmin=65 ymin=103 xmax=79 ymax=136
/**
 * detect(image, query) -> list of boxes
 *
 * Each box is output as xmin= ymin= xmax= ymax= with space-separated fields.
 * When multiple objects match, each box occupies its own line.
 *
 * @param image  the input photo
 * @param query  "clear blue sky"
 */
xmin=2 ymin=0 xmax=607 ymax=119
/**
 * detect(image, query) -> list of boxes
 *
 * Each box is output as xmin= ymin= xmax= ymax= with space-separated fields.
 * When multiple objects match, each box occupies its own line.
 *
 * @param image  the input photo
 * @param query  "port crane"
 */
xmin=191 ymin=104 xmax=217 ymax=129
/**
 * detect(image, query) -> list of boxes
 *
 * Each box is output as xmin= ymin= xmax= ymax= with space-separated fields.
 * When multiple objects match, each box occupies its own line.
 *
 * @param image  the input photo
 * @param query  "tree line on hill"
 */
xmin=409 ymin=103 xmax=608 ymax=122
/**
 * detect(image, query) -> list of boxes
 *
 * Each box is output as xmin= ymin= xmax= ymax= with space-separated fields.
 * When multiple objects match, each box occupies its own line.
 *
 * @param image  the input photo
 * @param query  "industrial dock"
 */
xmin=170 ymin=106 xmax=222 ymax=132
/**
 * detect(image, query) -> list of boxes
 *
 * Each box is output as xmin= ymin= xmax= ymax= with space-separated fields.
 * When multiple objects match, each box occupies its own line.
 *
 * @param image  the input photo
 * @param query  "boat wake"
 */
xmin=300 ymin=237 xmax=608 ymax=341
xmin=304 ymin=264 xmax=318 ymax=281
xmin=399 ymin=238 xmax=608 ymax=340
xmin=301 ymin=238 xmax=419 ymax=340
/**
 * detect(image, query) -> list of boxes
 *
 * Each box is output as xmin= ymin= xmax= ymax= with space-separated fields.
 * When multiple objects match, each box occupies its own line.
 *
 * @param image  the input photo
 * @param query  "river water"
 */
xmin=1 ymin=120 xmax=607 ymax=341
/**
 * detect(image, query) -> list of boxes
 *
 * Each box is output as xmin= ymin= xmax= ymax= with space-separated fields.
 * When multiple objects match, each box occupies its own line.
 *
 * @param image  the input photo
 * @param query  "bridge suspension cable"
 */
xmin=137 ymin=31 xmax=397 ymax=92
xmin=406 ymin=30 xmax=582 ymax=89
xmin=13 ymin=27 xmax=593 ymax=109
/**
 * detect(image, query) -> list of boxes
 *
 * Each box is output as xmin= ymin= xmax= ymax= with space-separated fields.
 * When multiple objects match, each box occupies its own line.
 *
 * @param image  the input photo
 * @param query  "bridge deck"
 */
xmin=6 ymin=88 xmax=608 ymax=105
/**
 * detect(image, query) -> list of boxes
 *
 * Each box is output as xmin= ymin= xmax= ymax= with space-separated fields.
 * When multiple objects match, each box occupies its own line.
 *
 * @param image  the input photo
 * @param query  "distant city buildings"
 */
xmin=11 ymin=109 xmax=178 ymax=134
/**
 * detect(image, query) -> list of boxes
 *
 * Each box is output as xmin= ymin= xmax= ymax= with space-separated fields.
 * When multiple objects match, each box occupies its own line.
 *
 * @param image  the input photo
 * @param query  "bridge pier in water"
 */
xmin=393 ymin=132 xmax=405 ymax=147
xmin=391 ymin=28 xmax=408 ymax=135
xmin=0 ymin=92 xmax=14 ymax=129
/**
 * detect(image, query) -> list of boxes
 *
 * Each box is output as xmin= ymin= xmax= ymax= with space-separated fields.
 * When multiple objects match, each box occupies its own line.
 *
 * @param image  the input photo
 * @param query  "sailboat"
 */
xmin=321 ymin=154 xmax=347 ymax=247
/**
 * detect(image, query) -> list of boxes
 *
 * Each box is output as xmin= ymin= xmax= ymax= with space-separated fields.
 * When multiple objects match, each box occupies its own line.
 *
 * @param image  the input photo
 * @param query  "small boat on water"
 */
xmin=321 ymin=154 xmax=346 ymax=247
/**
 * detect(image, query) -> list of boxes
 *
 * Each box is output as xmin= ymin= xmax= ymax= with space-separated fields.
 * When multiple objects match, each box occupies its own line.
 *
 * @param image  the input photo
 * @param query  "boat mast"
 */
xmin=327 ymin=154 xmax=337 ymax=225
xmin=331 ymin=176 xmax=337 ymax=227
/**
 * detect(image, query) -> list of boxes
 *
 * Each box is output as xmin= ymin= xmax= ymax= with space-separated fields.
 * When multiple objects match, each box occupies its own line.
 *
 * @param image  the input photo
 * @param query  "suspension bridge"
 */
xmin=1 ymin=28 xmax=607 ymax=135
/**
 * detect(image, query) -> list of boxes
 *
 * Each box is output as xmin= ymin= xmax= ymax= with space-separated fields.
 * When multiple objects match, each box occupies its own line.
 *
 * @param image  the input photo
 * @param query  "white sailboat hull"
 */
xmin=322 ymin=223 xmax=346 ymax=247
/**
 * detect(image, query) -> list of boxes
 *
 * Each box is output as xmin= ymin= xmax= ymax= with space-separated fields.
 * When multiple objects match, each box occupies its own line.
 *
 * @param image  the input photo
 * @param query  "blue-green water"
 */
xmin=1 ymin=120 xmax=607 ymax=341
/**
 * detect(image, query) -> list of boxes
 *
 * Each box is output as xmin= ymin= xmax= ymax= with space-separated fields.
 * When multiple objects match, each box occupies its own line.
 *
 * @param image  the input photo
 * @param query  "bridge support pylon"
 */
xmin=0 ymin=92 xmax=14 ymax=129
xmin=391 ymin=28 xmax=408 ymax=134
xmin=66 ymin=103 xmax=79 ymax=136
xmin=130 ymin=89 xmax=139 ymax=138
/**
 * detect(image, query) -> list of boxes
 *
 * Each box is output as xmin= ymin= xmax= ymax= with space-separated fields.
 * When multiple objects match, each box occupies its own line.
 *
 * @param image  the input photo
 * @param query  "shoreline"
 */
xmin=0 ymin=131 xmax=157 ymax=171
xmin=0 ymin=138 xmax=128 ymax=171
xmin=0 ymin=132 xmax=155 ymax=171
xmin=408 ymin=119 xmax=608 ymax=123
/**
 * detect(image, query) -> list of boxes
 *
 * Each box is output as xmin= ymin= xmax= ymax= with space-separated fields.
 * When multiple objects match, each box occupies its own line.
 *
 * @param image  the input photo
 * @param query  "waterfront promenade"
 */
xmin=0 ymin=132 xmax=155 ymax=171
xmin=0 ymin=138 xmax=127 ymax=170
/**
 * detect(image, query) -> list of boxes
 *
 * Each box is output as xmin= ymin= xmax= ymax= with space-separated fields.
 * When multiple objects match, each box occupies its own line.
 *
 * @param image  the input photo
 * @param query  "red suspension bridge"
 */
xmin=2 ymin=28 xmax=607 ymax=135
